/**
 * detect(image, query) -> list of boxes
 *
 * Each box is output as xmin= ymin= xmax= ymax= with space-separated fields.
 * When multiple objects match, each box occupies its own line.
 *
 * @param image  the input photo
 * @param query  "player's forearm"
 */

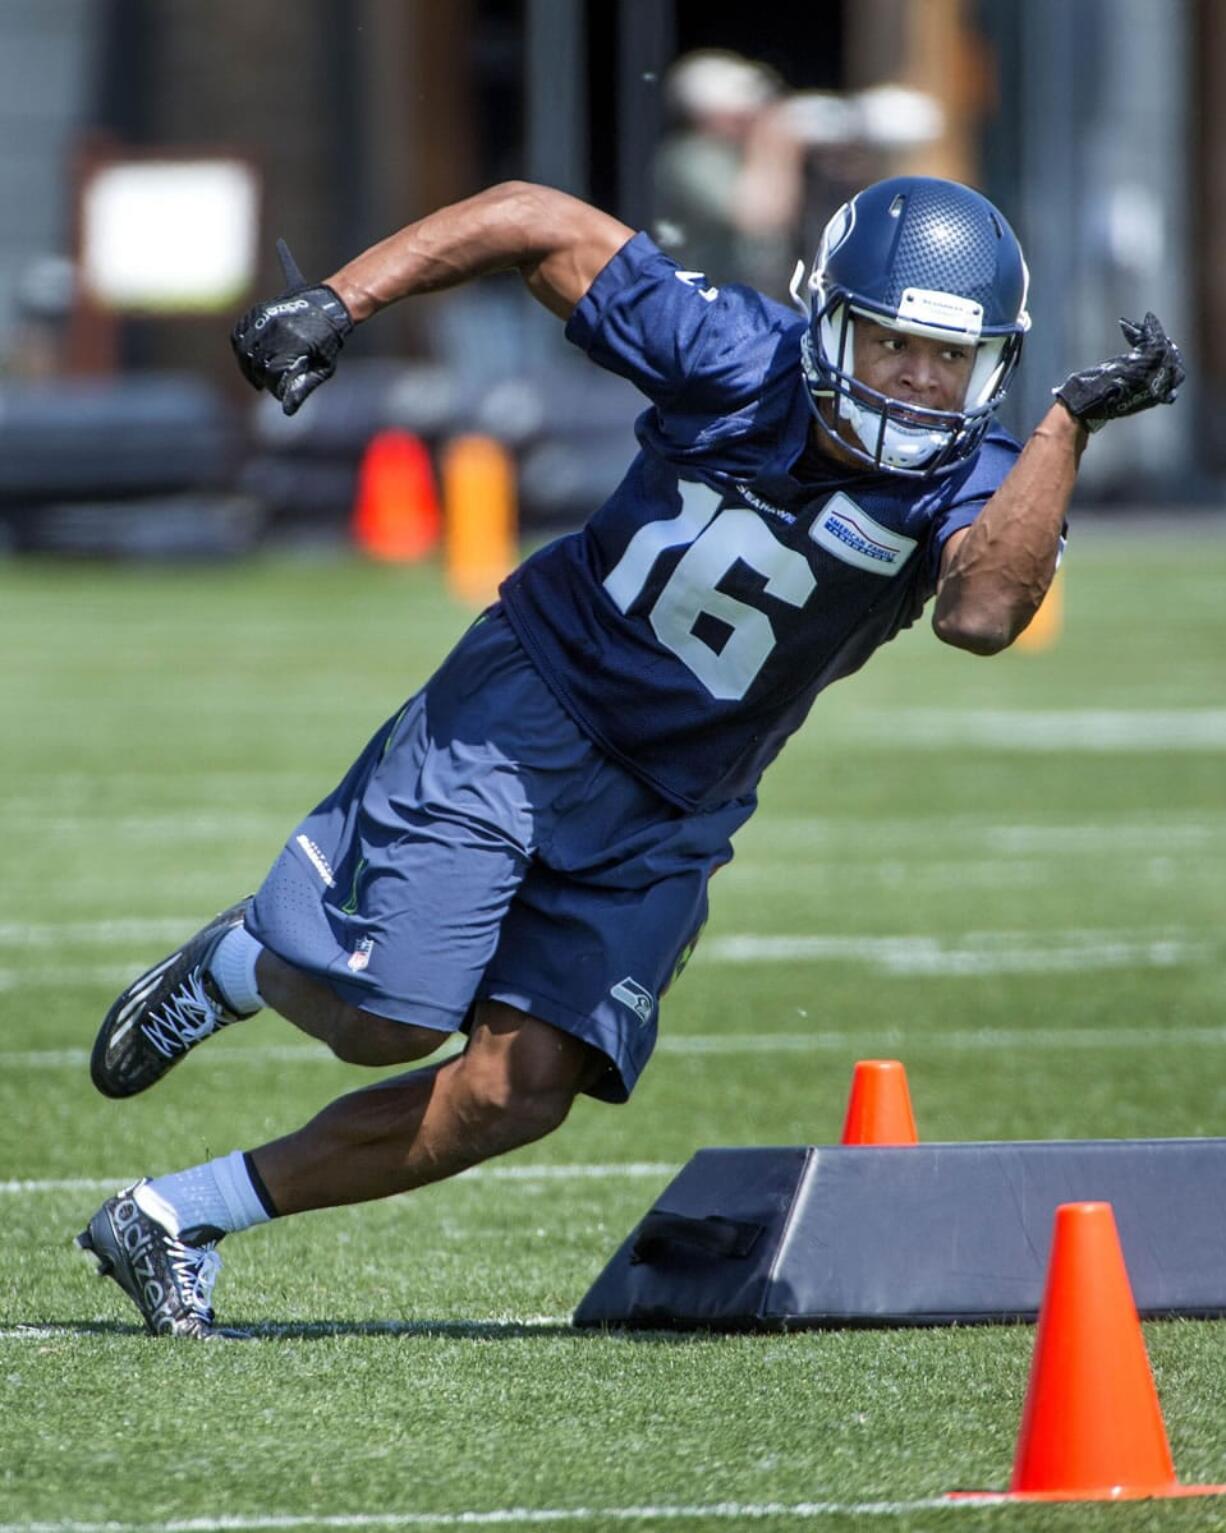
xmin=325 ymin=181 xmax=571 ymax=323
xmin=932 ymin=403 xmax=1087 ymax=655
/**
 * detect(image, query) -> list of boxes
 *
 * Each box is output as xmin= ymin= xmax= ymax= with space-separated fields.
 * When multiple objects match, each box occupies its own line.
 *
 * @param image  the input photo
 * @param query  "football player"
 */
xmin=79 ymin=177 xmax=1181 ymax=1335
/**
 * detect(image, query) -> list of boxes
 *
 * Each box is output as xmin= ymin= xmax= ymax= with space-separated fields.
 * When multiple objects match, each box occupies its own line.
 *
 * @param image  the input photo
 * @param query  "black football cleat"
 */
xmin=90 ymin=898 xmax=256 ymax=1098
xmin=76 ymin=1181 xmax=232 ymax=1339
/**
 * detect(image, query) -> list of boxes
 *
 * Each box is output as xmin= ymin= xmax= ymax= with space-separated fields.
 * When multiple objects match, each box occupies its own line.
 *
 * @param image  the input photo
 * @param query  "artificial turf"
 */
xmin=3 ymin=528 xmax=1226 ymax=1531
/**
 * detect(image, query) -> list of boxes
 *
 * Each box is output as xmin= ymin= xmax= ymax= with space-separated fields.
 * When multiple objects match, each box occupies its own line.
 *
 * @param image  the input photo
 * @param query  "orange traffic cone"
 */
xmin=352 ymin=430 xmax=442 ymax=562
xmin=950 ymin=1202 xmax=1226 ymax=1502
xmin=839 ymin=1060 xmax=918 ymax=1145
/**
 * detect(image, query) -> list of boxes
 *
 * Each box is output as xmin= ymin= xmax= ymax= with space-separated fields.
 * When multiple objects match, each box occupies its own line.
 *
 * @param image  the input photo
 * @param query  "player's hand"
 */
xmin=230 ymin=239 xmax=354 ymax=416
xmin=1054 ymin=312 xmax=1185 ymax=433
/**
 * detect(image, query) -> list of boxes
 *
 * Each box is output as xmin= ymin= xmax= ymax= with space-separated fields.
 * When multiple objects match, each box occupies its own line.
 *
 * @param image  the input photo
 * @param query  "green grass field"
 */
xmin=3 ymin=529 xmax=1226 ymax=1532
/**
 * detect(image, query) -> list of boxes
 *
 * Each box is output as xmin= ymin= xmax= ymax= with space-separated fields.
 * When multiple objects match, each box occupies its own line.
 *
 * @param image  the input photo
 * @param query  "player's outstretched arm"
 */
xmin=325 ymin=181 xmax=635 ymax=323
xmin=231 ymin=182 xmax=634 ymax=416
xmin=932 ymin=313 xmax=1184 ymax=655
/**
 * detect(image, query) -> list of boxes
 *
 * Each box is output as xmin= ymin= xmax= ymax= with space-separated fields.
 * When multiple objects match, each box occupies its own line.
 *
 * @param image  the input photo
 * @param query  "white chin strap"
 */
xmin=820 ymin=308 xmax=949 ymax=469
xmin=821 ymin=305 xmax=1007 ymax=470
xmin=837 ymin=392 xmax=948 ymax=470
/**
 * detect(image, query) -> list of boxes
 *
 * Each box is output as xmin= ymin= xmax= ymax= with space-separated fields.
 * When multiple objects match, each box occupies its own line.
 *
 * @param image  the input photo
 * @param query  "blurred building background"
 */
xmin=0 ymin=0 xmax=1216 ymax=558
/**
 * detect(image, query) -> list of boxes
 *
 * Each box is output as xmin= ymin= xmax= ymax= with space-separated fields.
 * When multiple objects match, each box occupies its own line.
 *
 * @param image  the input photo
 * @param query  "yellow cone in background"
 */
xmin=442 ymin=434 xmax=517 ymax=605
xmin=1015 ymin=569 xmax=1063 ymax=652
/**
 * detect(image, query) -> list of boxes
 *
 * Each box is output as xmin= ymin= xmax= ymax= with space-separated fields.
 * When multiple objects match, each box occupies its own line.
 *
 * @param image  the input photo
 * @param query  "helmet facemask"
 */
xmin=799 ymin=299 xmax=1021 ymax=476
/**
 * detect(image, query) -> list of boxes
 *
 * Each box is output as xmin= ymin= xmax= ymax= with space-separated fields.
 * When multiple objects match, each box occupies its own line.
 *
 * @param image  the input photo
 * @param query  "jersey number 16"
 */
xmin=603 ymin=480 xmax=815 ymax=701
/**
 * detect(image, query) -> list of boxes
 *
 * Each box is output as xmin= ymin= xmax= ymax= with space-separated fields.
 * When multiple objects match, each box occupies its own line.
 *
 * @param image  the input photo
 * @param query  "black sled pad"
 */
xmin=573 ymin=1140 xmax=1226 ymax=1329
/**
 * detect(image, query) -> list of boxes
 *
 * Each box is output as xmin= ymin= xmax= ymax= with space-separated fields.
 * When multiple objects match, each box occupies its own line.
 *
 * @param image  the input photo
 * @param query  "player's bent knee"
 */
xmin=457 ymin=1060 xmax=577 ymax=1151
xmin=327 ymin=1009 xmax=448 ymax=1066
xmin=454 ymin=1004 xmax=604 ymax=1151
xmin=483 ymin=1083 xmax=575 ymax=1152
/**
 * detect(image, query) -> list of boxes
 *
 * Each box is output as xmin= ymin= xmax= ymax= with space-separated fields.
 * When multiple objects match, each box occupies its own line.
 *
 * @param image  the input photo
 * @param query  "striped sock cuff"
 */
xmin=242 ymin=1151 xmax=279 ymax=1219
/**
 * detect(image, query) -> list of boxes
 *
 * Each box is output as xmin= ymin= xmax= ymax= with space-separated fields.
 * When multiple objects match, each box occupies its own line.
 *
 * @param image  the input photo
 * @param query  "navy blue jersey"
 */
xmin=500 ymin=232 xmax=1020 ymax=811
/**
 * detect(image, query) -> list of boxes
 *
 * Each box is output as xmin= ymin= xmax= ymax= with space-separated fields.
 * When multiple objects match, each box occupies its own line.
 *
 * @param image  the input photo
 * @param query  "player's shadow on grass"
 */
xmin=18 ymin=1319 xmax=579 ymax=1340
xmin=7 ymin=1321 xmax=149 ymax=1337
xmin=20 ymin=1319 xmax=709 ymax=1342
xmin=244 ymin=1318 xmax=578 ymax=1340
xmin=237 ymin=1320 xmax=731 ymax=1342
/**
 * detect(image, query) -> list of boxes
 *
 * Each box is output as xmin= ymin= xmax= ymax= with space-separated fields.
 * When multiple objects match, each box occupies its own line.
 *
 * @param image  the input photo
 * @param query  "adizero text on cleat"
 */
xmin=90 ymin=898 xmax=255 ymax=1099
xmin=76 ymin=1181 xmax=226 ymax=1338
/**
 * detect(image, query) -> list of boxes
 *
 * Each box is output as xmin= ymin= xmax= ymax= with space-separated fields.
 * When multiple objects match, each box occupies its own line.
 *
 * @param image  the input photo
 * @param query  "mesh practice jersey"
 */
xmin=500 ymin=233 xmax=1020 ymax=811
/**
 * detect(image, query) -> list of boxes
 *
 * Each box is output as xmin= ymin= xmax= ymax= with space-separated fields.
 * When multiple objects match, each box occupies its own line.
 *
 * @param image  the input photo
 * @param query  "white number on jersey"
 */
xmin=602 ymin=481 xmax=816 ymax=701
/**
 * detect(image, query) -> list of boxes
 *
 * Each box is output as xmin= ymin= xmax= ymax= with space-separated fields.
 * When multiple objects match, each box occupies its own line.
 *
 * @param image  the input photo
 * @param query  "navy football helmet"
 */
xmin=793 ymin=176 xmax=1030 ymax=477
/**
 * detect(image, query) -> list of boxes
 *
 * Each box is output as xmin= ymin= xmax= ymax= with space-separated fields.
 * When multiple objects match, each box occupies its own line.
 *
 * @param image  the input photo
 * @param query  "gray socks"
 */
xmin=210 ymin=925 xmax=266 ymax=1015
xmin=141 ymin=1149 xmax=275 ymax=1240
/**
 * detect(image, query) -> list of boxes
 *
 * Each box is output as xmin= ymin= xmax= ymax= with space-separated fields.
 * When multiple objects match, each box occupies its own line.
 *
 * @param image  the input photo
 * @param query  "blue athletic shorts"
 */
xmin=247 ymin=607 xmax=755 ymax=1102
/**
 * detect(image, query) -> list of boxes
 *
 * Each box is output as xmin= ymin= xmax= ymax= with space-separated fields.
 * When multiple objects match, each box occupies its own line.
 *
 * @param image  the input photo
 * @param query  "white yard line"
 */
xmin=702 ymin=930 xmax=1209 ymax=974
xmin=6 ymin=1016 xmax=1226 ymax=1074
xmin=841 ymin=707 xmax=1226 ymax=751
xmin=660 ymin=1024 xmax=1226 ymax=1053
xmin=0 ymin=1498 xmax=1000 ymax=1531
xmin=729 ymin=859 xmax=1057 ymax=889
xmin=730 ymin=856 xmax=1221 ymax=889
xmin=744 ymin=815 xmax=1226 ymax=852
xmin=0 ymin=928 xmax=1211 ymax=995
xmin=464 ymin=1162 xmax=674 ymax=1181
xmin=982 ymin=823 xmax=1225 ymax=853
xmin=0 ymin=919 xmax=207 ymax=946
xmin=6 ymin=811 xmax=1226 ymax=863
xmin=4 ymin=771 xmax=323 ymax=796
xmin=0 ymin=1041 xmax=463 ymax=1068
xmin=0 ymin=812 xmax=285 ymax=837
xmin=0 ymin=1316 xmax=574 ymax=1342
xmin=0 ymin=1164 xmax=677 ymax=1196
xmin=0 ymin=967 xmax=156 ymax=992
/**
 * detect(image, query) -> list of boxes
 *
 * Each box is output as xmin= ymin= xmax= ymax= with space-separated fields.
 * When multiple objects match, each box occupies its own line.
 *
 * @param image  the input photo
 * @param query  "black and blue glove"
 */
xmin=230 ymin=240 xmax=354 ymax=417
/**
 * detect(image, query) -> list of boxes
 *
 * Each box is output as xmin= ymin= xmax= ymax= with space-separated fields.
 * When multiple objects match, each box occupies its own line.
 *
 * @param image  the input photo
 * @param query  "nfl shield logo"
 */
xmin=347 ymin=937 xmax=374 ymax=973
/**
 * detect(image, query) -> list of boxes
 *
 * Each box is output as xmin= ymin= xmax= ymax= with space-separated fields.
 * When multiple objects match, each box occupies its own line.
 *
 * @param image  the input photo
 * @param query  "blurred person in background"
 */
xmin=79 ymin=173 xmax=1181 ymax=1336
xmin=652 ymin=49 xmax=805 ymax=298
xmin=651 ymin=49 xmax=947 ymax=301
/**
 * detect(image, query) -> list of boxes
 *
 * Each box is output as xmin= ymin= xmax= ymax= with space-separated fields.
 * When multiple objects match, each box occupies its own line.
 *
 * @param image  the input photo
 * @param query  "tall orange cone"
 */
xmin=839 ymin=1060 xmax=918 ymax=1145
xmin=950 ymin=1202 xmax=1226 ymax=1502
xmin=352 ymin=430 xmax=441 ymax=562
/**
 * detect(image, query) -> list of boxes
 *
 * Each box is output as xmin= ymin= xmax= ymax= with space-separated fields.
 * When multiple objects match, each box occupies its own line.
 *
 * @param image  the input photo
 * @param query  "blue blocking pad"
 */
xmin=574 ymin=1139 xmax=1226 ymax=1329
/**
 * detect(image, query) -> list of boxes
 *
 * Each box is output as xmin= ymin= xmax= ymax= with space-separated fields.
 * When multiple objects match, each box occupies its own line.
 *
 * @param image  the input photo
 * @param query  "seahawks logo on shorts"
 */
xmin=610 ymin=976 xmax=655 ymax=1025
